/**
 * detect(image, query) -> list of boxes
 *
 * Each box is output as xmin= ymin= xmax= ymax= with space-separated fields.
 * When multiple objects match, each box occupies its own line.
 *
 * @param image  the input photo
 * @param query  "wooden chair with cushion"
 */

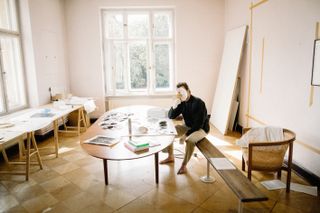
xmin=241 ymin=128 xmax=296 ymax=192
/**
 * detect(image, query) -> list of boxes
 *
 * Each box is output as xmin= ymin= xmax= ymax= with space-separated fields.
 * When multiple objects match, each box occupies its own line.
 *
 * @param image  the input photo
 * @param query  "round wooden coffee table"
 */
xmin=80 ymin=105 xmax=175 ymax=185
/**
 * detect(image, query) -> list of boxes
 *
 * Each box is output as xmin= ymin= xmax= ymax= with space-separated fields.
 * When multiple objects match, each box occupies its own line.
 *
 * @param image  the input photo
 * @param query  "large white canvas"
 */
xmin=210 ymin=26 xmax=247 ymax=134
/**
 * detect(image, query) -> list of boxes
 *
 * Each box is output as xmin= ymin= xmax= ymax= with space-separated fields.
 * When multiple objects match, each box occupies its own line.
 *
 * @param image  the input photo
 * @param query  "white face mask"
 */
xmin=177 ymin=87 xmax=188 ymax=101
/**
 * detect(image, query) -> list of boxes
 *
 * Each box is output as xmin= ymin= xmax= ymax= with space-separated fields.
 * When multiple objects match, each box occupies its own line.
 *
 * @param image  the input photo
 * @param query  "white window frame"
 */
xmin=101 ymin=8 xmax=175 ymax=97
xmin=0 ymin=0 xmax=28 ymax=115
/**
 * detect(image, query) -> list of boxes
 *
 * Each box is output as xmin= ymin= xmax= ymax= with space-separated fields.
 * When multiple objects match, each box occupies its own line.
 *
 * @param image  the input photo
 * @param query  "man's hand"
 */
xmin=176 ymin=92 xmax=182 ymax=100
xmin=172 ymin=98 xmax=181 ymax=109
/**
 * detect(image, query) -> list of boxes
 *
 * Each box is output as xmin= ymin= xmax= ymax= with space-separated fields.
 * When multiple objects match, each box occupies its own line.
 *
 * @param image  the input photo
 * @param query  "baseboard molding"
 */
xmin=284 ymin=160 xmax=320 ymax=187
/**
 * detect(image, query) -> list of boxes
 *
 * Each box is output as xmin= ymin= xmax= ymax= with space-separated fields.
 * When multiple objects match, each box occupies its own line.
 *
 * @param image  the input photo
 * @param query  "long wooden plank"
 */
xmin=197 ymin=138 xmax=268 ymax=202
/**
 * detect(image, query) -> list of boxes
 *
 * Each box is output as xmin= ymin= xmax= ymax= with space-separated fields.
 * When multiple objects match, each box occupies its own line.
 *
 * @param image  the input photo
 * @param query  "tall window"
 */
xmin=102 ymin=9 xmax=175 ymax=96
xmin=0 ymin=0 xmax=27 ymax=114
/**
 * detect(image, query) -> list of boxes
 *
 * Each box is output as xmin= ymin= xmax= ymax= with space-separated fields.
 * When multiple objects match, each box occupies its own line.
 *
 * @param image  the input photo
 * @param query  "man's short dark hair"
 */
xmin=176 ymin=82 xmax=190 ymax=92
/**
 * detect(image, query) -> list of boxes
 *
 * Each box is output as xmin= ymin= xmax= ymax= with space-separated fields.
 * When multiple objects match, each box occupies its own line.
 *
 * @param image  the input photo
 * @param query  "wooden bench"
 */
xmin=196 ymin=138 xmax=268 ymax=212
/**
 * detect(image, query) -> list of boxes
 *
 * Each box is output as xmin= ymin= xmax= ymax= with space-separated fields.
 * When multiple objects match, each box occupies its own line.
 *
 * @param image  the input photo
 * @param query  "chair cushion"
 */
xmin=236 ymin=126 xmax=284 ymax=147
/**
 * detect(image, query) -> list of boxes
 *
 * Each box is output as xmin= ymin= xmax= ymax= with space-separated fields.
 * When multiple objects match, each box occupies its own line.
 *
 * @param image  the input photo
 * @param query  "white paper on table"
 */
xmin=122 ymin=118 xmax=177 ymax=137
xmin=0 ymin=131 xmax=24 ymax=144
xmin=290 ymin=183 xmax=318 ymax=196
xmin=65 ymin=97 xmax=96 ymax=113
xmin=209 ymin=158 xmax=236 ymax=170
xmin=261 ymin=180 xmax=286 ymax=190
xmin=83 ymin=100 xmax=96 ymax=113
xmin=147 ymin=107 xmax=168 ymax=118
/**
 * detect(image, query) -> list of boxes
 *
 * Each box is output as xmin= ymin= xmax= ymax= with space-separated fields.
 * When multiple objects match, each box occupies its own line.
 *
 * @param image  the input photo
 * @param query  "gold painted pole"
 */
xmin=246 ymin=2 xmax=254 ymax=127
xmin=247 ymin=0 xmax=269 ymax=126
xmin=309 ymin=86 xmax=314 ymax=106
xmin=245 ymin=114 xmax=265 ymax=125
xmin=260 ymin=38 xmax=265 ymax=93
xmin=250 ymin=0 xmax=268 ymax=9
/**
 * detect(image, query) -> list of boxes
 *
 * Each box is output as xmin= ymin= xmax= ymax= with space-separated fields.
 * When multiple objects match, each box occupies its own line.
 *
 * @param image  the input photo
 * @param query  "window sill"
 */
xmin=105 ymin=93 xmax=175 ymax=100
xmin=0 ymin=105 xmax=29 ymax=117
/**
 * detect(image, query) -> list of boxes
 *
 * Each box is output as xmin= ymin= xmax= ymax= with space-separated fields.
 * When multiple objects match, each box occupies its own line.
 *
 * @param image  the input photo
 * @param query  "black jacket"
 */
xmin=168 ymin=95 xmax=210 ymax=136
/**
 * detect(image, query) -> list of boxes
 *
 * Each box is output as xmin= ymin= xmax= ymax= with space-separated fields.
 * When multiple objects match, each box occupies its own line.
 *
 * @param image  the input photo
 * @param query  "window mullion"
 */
xmin=0 ymin=44 xmax=9 ymax=114
xmin=0 ymin=30 xmax=19 ymax=37
xmin=148 ymin=11 xmax=153 ymax=94
xmin=111 ymin=42 xmax=117 ymax=96
xmin=124 ymin=11 xmax=130 ymax=93
xmin=150 ymin=11 xmax=155 ymax=94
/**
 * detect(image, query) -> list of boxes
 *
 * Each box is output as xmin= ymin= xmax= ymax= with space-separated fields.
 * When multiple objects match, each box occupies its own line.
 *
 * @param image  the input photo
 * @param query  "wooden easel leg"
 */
xmin=81 ymin=108 xmax=87 ymax=130
xmin=62 ymin=116 xmax=67 ymax=130
xmin=18 ymin=137 xmax=25 ymax=160
xmin=77 ymin=108 xmax=81 ymax=136
xmin=53 ymin=119 xmax=59 ymax=158
xmin=26 ymin=132 xmax=31 ymax=181
xmin=31 ymin=132 xmax=43 ymax=169
xmin=1 ymin=148 xmax=9 ymax=164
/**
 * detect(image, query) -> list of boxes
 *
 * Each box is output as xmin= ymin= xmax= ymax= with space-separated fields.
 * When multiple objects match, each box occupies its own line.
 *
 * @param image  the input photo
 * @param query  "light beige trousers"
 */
xmin=168 ymin=125 xmax=207 ymax=165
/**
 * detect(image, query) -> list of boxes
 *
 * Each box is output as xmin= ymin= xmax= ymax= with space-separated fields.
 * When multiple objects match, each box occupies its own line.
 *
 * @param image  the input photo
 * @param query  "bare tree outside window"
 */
xmin=129 ymin=42 xmax=147 ymax=89
xmin=155 ymin=44 xmax=170 ymax=88
xmin=114 ymin=43 xmax=125 ymax=89
xmin=154 ymin=14 xmax=171 ymax=38
xmin=128 ymin=14 xmax=149 ymax=38
xmin=105 ymin=13 xmax=123 ymax=38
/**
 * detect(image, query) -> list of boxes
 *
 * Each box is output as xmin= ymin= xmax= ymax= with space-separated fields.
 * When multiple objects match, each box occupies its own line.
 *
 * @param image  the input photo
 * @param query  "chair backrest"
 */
xmin=242 ymin=128 xmax=295 ymax=170
xmin=241 ymin=128 xmax=296 ymax=144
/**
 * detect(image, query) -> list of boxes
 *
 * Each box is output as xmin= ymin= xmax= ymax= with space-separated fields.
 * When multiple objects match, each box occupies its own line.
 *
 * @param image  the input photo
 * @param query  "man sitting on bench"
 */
xmin=160 ymin=82 xmax=210 ymax=174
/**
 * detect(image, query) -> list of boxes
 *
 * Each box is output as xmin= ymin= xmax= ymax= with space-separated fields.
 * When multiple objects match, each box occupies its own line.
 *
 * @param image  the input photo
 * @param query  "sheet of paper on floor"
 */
xmin=290 ymin=182 xmax=318 ymax=196
xmin=261 ymin=180 xmax=318 ymax=196
xmin=261 ymin=180 xmax=286 ymax=190
xmin=209 ymin=158 xmax=236 ymax=170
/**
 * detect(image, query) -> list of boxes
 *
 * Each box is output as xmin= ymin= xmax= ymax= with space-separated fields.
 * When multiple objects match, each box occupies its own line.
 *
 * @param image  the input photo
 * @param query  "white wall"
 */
xmin=26 ymin=0 xmax=69 ymax=106
xmin=225 ymin=0 xmax=320 ymax=177
xmin=19 ymin=0 xmax=39 ymax=107
xmin=64 ymin=0 xmax=225 ymax=118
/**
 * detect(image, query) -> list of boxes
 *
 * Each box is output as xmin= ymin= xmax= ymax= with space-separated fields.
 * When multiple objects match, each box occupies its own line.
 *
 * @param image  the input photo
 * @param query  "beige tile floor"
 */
xmin=0 ymin=126 xmax=319 ymax=213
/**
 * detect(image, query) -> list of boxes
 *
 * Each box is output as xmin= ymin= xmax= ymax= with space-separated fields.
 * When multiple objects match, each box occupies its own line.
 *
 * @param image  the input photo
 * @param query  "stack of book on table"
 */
xmin=125 ymin=138 xmax=149 ymax=152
